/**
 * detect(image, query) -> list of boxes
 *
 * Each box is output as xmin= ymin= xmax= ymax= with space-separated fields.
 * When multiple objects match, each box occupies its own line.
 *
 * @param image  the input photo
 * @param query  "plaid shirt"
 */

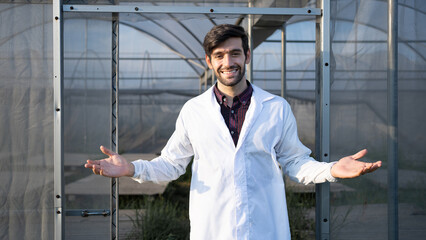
xmin=213 ymin=82 xmax=253 ymax=146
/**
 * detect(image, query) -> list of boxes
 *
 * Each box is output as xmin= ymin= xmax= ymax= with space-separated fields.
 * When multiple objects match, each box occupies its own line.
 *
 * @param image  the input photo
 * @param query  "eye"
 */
xmin=214 ymin=54 xmax=223 ymax=60
xmin=232 ymin=52 xmax=241 ymax=57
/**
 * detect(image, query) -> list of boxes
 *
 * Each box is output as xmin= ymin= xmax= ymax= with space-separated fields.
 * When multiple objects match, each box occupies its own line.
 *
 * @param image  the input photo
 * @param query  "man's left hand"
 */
xmin=331 ymin=149 xmax=382 ymax=179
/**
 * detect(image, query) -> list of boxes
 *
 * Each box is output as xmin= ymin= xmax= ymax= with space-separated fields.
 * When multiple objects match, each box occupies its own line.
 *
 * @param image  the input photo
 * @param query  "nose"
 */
xmin=222 ymin=53 xmax=232 ymax=67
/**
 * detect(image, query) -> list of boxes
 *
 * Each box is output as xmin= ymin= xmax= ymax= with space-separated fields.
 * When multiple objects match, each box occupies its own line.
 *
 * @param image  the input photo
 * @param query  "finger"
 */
xmin=92 ymin=164 xmax=103 ymax=175
xmin=352 ymin=149 xmax=367 ymax=160
xmin=100 ymin=145 xmax=115 ymax=157
xmin=92 ymin=165 xmax=98 ymax=175
xmin=363 ymin=161 xmax=382 ymax=174
xmin=369 ymin=161 xmax=382 ymax=172
xmin=86 ymin=159 xmax=100 ymax=165
xmin=85 ymin=160 xmax=99 ymax=169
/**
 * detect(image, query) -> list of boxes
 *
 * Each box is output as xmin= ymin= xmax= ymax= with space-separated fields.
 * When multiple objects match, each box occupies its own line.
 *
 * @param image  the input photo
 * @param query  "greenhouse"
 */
xmin=0 ymin=0 xmax=425 ymax=239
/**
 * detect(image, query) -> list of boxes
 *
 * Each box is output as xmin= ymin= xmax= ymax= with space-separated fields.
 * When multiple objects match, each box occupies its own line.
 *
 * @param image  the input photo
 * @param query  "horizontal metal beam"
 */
xmin=63 ymin=5 xmax=320 ymax=16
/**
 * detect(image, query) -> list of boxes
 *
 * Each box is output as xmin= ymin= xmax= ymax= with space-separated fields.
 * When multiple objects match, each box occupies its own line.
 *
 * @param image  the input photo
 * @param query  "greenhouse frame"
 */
xmin=1 ymin=0 xmax=425 ymax=239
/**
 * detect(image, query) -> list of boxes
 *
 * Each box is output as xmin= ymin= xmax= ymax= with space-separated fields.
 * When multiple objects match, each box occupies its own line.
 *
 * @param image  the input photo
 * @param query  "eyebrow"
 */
xmin=212 ymin=49 xmax=243 ymax=56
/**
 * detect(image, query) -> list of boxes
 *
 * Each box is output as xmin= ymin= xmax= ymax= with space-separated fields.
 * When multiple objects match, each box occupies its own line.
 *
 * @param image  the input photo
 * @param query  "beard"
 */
xmin=215 ymin=64 xmax=246 ymax=87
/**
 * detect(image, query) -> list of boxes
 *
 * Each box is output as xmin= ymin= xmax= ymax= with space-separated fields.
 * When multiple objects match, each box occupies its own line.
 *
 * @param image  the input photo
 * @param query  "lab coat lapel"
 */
xmin=236 ymin=85 xmax=271 ymax=151
xmin=205 ymin=86 xmax=236 ymax=148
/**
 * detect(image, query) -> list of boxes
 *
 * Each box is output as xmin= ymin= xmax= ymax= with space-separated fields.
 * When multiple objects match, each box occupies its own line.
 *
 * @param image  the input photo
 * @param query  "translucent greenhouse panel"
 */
xmin=396 ymin=1 xmax=426 ymax=239
xmin=329 ymin=1 xmax=389 ymax=238
xmin=330 ymin=0 xmax=426 ymax=239
xmin=0 ymin=4 xmax=54 ymax=240
xmin=63 ymin=14 xmax=112 ymax=239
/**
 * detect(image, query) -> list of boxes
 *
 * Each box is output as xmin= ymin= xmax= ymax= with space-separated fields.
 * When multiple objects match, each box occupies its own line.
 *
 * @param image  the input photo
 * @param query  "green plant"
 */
xmin=125 ymin=162 xmax=192 ymax=240
xmin=286 ymin=189 xmax=315 ymax=239
xmin=126 ymin=198 xmax=190 ymax=240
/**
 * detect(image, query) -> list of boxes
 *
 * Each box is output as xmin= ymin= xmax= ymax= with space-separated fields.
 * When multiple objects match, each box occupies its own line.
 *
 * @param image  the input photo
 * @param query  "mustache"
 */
xmin=219 ymin=65 xmax=240 ymax=71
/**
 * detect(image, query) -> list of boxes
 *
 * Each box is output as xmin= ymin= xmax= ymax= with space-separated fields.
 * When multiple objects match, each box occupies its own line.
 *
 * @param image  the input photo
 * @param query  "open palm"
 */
xmin=84 ymin=146 xmax=134 ymax=178
xmin=331 ymin=149 xmax=382 ymax=179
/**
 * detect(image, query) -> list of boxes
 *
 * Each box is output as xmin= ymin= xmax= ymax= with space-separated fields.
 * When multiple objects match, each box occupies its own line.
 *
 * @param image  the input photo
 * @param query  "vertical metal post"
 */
xmin=388 ymin=0 xmax=399 ymax=239
xmin=111 ymin=11 xmax=120 ymax=240
xmin=211 ymin=69 xmax=215 ymax=87
xmin=281 ymin=23 xmax=286 ymax=98
xmin=315 ymin=0 xmax=331 ymax=239
xmin=247 ymin=0 xmax=254 ymax=83
xmin=204 ymin=69 xmax=210 ymax=90
xmin=201 ymin=70 xmax=206 ymax=93
xmin=53 ymin=0 xmax=64 ymax=239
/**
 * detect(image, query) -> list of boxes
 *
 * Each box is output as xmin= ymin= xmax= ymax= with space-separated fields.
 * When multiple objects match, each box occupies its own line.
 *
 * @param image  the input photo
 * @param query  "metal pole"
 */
xmin=201 ymin=70 xmax=206 ymax=93
xmin=315 ymin=0 xmax=331 ymax=239
xmin=211 ymin=69 xmax=215 ymax=87
xmin=388 ymin=0 xmax=399 ymax=239
xmin=281 ymin=23 xmax=286 ymax=98
xmin=53 ymin=0 xmax=64 ymax=239
xmin=111 ymin=11 xmax=119 ymax=240
xmin=247 ymin=0 xmax=254 ymax=83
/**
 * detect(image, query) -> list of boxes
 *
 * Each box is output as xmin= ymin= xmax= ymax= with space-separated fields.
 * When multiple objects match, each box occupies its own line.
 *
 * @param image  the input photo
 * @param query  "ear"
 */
xmin=245 ymin=49 xmax=251 ymax=64
xmin=205 ymin=54 xmax=213 ymax=69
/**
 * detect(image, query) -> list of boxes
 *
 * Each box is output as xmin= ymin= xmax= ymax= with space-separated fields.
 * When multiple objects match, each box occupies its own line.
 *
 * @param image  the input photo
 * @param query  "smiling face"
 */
xmin=206 ymin=37 xmax=251 ymax=88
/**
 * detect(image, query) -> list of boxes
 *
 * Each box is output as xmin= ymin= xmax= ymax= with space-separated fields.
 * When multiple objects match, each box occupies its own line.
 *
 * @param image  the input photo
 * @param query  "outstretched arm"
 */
xmin=330 ymin=149 xmax=381 ymax=179
xmin=84 ymin=145 xmax=135 ymax=178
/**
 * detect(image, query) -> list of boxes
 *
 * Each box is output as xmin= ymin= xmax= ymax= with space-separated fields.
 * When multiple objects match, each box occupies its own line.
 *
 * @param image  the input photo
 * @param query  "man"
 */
xmin=85 ymin=24 xmax=381 ymax=239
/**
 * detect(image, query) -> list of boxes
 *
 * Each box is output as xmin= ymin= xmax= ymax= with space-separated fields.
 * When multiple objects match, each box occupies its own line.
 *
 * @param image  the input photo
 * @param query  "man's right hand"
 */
xmin=84 ymin=146 xmax=135 ymax=178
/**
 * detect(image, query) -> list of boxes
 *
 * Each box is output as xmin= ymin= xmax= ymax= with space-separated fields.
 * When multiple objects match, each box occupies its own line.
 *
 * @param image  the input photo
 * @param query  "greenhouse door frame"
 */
xmin=53 ymin=1 xmax=331 ymax=239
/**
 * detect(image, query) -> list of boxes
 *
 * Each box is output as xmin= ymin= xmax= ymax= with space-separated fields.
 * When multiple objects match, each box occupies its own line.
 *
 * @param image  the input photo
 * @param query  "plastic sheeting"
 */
xmin=63 ymin=14 xmax=112 ymax=239
xmin=0 ymin=4 xmax=54 ymax=240
xmin=328 ymin=1 xmax=426 ymax=239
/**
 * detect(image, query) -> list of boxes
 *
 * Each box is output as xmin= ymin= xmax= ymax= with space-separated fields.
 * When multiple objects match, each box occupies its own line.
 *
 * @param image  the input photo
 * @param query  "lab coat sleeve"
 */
xmin=275 ymin=102 xmax=337 ymax=185
xmin=131 ymin=106 xmax=194 ymax=184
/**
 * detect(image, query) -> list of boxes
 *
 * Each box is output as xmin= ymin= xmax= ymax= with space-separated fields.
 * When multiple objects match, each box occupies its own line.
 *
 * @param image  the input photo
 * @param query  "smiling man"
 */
xmin=206 ymin=37 xmax=249 ymax=87
xmin=85 ymin=24 xmax=381 ymax=240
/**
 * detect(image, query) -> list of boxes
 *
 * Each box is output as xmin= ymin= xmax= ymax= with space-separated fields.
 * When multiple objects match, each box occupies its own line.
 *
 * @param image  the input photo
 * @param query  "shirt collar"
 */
xmin=213 ymin=81 xmax=253 ymax=106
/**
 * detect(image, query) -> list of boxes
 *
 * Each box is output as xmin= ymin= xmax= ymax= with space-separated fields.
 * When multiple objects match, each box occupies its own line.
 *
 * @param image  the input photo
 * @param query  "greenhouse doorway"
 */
xmin=54 ymin=3 xmax=331 ymax=240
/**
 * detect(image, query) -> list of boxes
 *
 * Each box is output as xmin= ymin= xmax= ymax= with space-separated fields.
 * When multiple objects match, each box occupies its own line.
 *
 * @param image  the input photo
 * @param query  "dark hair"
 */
xmin=203 ymin=24 xmax=249 ymax=58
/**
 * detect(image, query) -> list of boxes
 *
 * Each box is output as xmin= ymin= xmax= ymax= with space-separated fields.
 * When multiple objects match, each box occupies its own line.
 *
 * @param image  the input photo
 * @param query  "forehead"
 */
xmin=211 ymin=37 xmax=244 ymax=54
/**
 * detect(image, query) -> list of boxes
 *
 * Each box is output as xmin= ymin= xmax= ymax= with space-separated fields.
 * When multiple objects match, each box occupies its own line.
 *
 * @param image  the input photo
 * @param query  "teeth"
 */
xmin=221 ymin=69 xmax=237 ymax=74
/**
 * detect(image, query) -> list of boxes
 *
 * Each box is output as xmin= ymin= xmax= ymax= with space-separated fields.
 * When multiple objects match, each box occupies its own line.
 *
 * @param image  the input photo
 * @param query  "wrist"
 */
xmin=329 ymin=161 xmax=339 ymax=180
xmin=127 ymin=162 xmax=135 ymax=177
xmin=330 ymin=164 xmax=336 ymax=177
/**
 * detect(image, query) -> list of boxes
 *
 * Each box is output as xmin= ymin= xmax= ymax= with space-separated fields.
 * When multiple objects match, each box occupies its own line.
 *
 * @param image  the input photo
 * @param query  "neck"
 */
xmin=217 ymin=79 xmax=248 ymax=102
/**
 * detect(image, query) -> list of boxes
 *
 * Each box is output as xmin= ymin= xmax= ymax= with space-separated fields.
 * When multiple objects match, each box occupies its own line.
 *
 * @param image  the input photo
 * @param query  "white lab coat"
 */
xmin=132 ymin=84 xmax=336 ymax=240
